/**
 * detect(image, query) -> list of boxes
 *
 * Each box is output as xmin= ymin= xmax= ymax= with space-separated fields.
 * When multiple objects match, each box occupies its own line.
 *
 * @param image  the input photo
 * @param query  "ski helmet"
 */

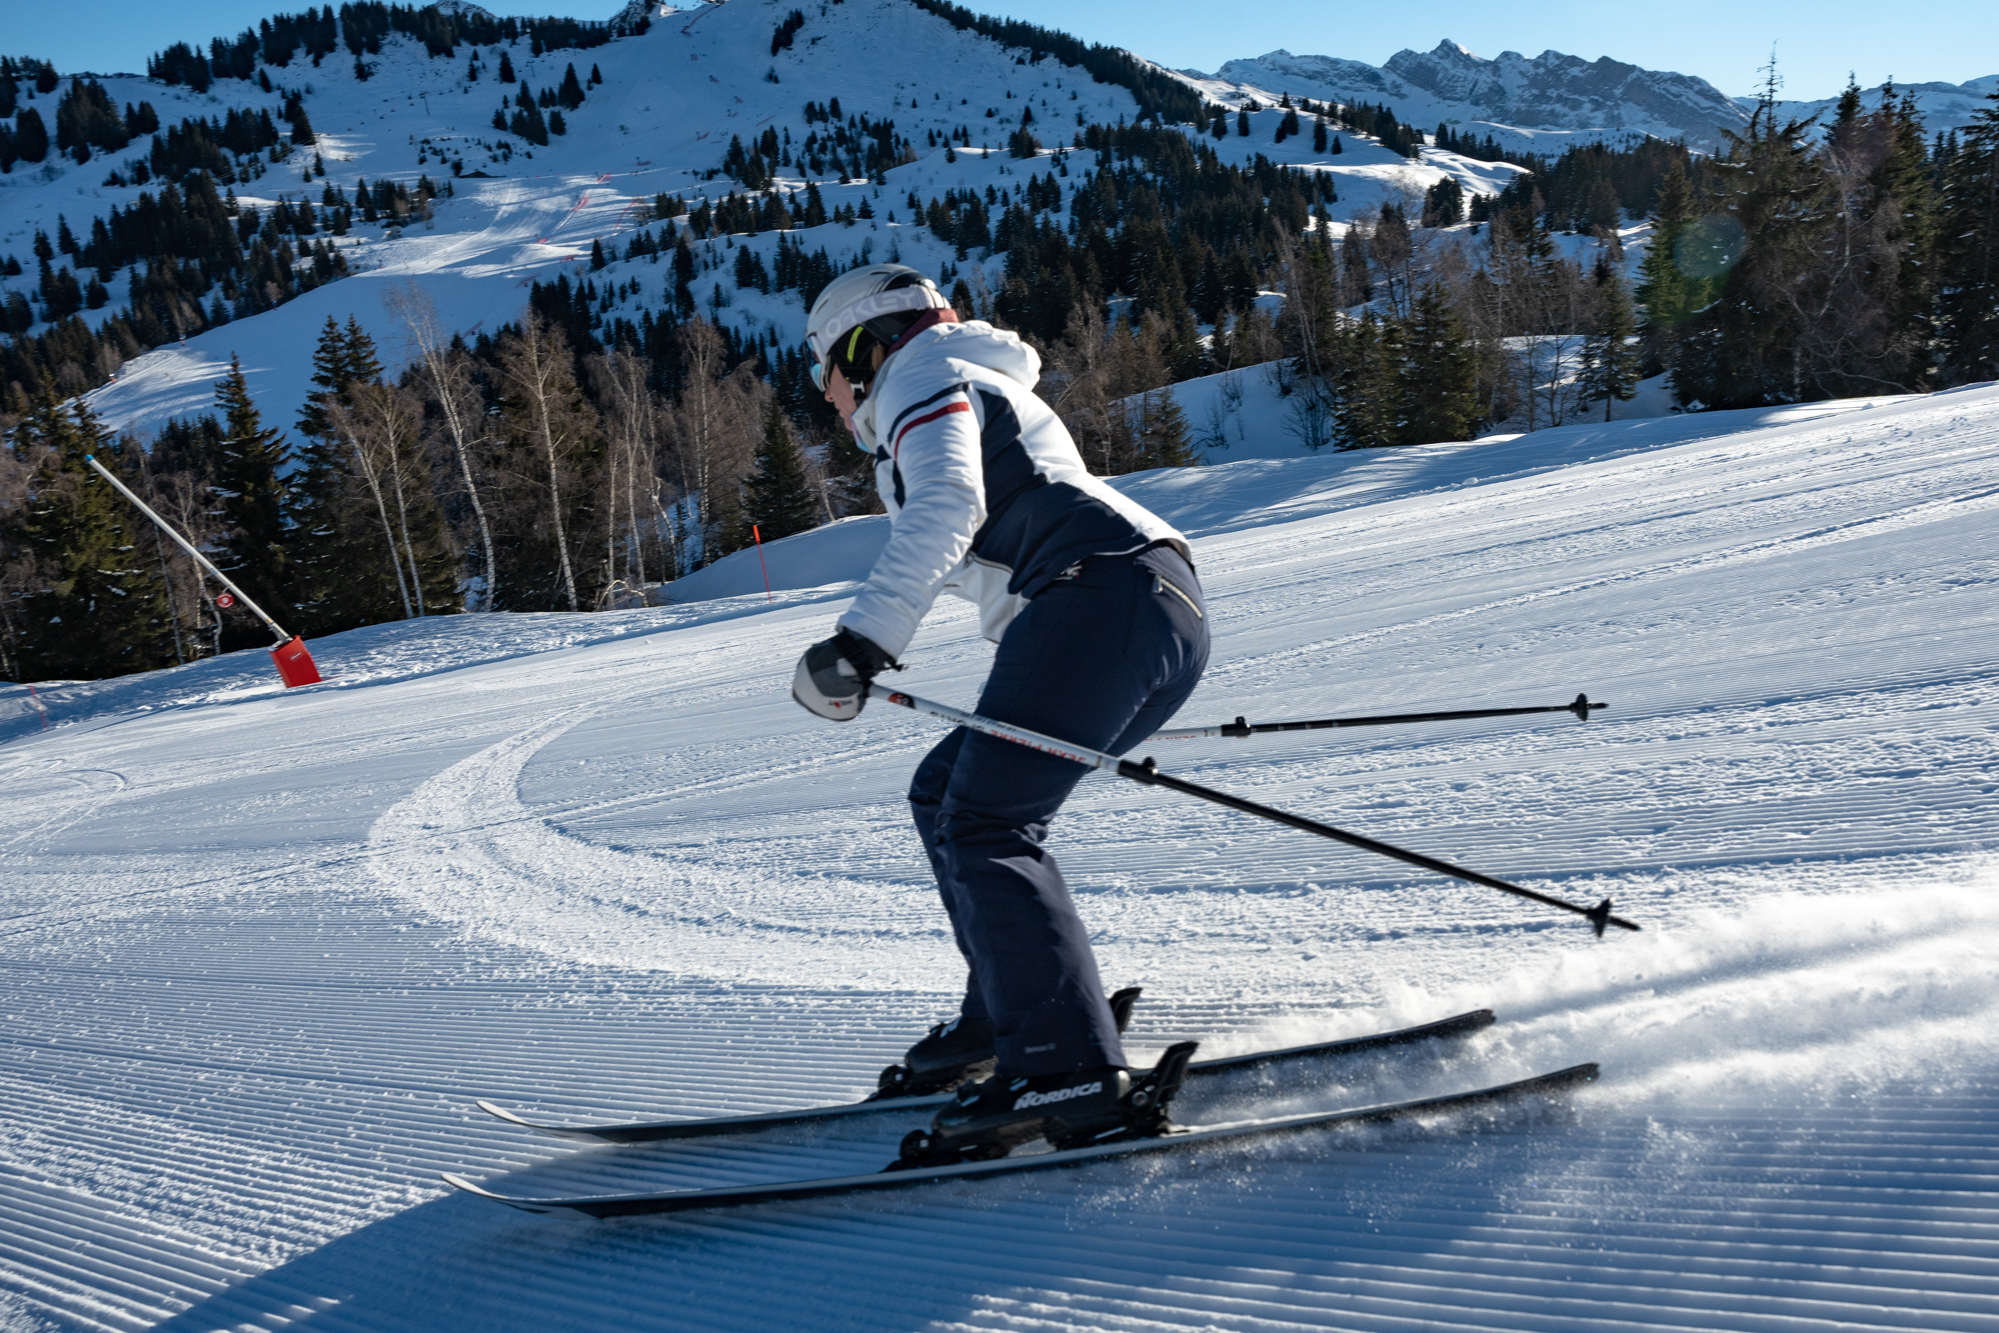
xmin=805 ymin=264 xmax=952 ymax=392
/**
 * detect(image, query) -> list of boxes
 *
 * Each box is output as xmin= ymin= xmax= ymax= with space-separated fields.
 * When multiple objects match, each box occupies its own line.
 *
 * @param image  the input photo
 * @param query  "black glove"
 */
xmin=791 ymin=629 xmax=897 ymax=721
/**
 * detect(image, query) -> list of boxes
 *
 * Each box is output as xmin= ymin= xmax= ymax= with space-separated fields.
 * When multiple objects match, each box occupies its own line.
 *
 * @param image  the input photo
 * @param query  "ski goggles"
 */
xmin=808 ymin=324 xmax=875 ymax=391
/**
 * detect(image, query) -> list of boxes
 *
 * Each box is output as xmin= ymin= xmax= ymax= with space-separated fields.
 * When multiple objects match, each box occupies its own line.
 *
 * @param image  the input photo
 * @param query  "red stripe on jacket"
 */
xmin=893 ymin=399 xmax=971 ymax=454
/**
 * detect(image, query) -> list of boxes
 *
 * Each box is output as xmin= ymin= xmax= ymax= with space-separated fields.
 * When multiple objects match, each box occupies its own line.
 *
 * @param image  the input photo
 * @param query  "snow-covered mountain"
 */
xmin=1 ymin=1 xmax=1988 ymax=451
xmin=1189 ymin=40 xmax=1755 ymax=149
xmin=2 ymin=0 xmax=1526 ymax=443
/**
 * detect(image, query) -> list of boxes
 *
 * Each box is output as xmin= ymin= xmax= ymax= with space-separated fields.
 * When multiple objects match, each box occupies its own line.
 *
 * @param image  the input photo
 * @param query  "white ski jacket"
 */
xmin=836 ymin=319 xmax=1185 ymax=659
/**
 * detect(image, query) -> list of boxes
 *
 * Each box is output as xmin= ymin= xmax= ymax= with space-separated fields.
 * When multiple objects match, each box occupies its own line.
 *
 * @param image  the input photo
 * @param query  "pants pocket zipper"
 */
xmin=1153 ymin=574 xmax=1202 ymax=619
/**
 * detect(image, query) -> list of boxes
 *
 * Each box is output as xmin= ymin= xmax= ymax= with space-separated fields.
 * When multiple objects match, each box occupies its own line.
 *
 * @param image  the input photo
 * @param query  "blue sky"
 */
xmin=13 ymin=0 xmax=1995 ymax=101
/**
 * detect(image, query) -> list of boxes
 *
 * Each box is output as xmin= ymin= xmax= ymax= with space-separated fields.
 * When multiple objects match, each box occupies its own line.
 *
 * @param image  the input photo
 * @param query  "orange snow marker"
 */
xmin=85 ymin=456 xmax=323 ymax=689
xmin=751 ymin=525 xmax=773 ymax=603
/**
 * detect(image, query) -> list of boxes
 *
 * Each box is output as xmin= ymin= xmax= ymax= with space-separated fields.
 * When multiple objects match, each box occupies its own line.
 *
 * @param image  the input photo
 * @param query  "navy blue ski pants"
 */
xmin=908 ymin=544 xmax=1209 ymax=1078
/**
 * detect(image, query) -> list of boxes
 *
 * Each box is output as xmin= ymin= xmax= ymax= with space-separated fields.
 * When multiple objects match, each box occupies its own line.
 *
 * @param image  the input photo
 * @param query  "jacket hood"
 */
xmin=850 ymin=321 xmax=1040 ymax=449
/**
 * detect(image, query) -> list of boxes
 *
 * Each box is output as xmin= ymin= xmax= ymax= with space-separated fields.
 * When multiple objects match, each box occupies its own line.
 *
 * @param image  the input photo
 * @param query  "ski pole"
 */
xmin=1150 ymin=693 xmax=1605 ymax=741
xmin=868 ymin=683 xmax=1638 ymax=937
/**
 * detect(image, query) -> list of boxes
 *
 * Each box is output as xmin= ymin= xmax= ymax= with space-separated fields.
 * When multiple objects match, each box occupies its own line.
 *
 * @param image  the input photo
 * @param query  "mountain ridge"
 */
xmin=1187 ymin=39 xmax=1999 ymax=150
xmin=1188 ymin=41 xmax=1751 ymax=148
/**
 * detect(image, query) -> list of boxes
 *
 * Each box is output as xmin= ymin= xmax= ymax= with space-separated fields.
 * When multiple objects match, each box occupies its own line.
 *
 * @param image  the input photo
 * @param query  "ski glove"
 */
xmin=792 ymin=629 xmax=898 ymax=721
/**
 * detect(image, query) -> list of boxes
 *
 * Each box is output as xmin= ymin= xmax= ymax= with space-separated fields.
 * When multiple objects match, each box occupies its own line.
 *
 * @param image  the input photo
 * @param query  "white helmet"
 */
xmin=806 ymin=264 xmax=951 ymax=390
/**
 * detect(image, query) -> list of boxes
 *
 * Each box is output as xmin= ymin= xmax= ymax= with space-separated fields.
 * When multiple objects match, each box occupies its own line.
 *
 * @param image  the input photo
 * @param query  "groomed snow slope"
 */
xmin=3 ymin=384 xmax=1998 ymax=1331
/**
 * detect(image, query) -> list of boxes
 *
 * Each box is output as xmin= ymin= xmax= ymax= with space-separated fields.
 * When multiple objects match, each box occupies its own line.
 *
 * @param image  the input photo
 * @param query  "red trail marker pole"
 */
xmin=84 ymin=456 xmax=323 ymax=688
xmin=751 ymin=524 xmax=773 ymax=603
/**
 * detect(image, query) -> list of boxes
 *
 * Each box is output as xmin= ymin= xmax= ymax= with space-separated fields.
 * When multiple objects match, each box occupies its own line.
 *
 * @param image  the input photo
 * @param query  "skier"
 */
xmin=790 ymin=265 xmax=1210 ymax=1158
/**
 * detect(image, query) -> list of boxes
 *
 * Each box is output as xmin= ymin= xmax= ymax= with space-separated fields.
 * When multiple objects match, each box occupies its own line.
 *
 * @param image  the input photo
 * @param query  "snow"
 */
xmin=5 ymin=380 xmax=1998 ymax=1329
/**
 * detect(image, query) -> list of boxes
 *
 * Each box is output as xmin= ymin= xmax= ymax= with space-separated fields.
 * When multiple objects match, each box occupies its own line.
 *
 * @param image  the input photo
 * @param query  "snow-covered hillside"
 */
xmin=5 ymin=2 xmax=1525 ymax=445
xmin=1186 ymin=40 xmax=1753 ymax=150
xmin=4 ymin=0 xmax=1146 ymax=436
xmin=3 ymin=381 xmax=1996 ymax=1331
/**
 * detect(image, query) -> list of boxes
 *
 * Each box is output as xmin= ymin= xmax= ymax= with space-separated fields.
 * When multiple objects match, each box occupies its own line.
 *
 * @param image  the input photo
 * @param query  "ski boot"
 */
xmin=871 ymin=986 xmax=1144 ymax=1100
xmin=890 ymin=1039 xmax=1200 ymax=1169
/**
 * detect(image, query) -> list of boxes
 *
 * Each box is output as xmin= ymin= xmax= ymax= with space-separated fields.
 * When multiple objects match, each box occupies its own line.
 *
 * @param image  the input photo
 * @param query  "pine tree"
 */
xmin=1578 ymin=275 xmax=1642 ymax=421
xmin=1421 ymin=177 xmax=1464 ymax=228
xmin=1133 ymin=388 xmax=1200 ymax=467
xmin=289 ymin=318 xmax=381 ymax=630
xmin=1862 ymin=90 xmax=1937 ymax=391
xmin=1936 ymin=91 xmax=1999 ymax=385
xmin=297 ymin=316 xmax=349 ymax=437
xmin=211 ymin=355 xmax=294 ymax=639
xmin=14 ymin=108 xmax=48 ymax=163
xmin=10 ymin=396 xmax=172 ymax=680
xmin=511 ymin=97 xmax=549 ymax=147
xmin=1673 ymin=82 xmax=1922 ymax=408
xmin=1333 ymin=315 xmax=1404 ymax=448
xmin=498 ymin=50 xmax=515 ymax=82
xmin=743 ymin=400 xmax=819 ymax=541
xmin=1398 ymin=285 xmax=1480 ymax=443
xmin=1634 ymin=156 xmax=1703 ymax=378
xmin=1807 ymin=84 xmax=1938 ymax=396
xmin=558 ymin=64 xmax=585 ymax=110
xmin=1668 ymin=93 xmax=1828 ymax=409
xmin=343 ymin=315 xmax=383 ymax=385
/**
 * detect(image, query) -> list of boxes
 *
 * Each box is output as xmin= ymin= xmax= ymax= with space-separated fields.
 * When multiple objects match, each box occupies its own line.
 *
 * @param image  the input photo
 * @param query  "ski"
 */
xmin=474 ymin=1008 xmax=1495 ymax=1144
xmin=443 ymin=1061 xmax=1597 ymax=1217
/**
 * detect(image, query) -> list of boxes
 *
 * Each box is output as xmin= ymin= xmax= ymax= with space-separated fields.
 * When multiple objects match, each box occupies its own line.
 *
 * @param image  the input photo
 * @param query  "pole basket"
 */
xmin=271 ymin=636 xmax=323 ymax=688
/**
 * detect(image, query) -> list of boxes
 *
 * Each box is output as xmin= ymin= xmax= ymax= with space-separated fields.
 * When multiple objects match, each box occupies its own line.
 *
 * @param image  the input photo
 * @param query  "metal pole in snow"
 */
xmin=751 ymin=524 xmax=773 ymax=603
xmin=84 ymin=455 xmax=291 ymax=647
xmin=867 ymin=682 xmax=1638 ymax=937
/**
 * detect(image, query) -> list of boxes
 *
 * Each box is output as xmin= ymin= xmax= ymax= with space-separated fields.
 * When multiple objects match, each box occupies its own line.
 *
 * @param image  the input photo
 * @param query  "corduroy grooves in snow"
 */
xmin=2 ymin=384 xmax=1998 ymax=1330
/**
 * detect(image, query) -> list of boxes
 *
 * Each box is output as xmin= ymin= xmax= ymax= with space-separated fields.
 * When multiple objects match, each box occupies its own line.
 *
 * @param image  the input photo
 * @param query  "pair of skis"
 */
xmin=445 ymin=1009 xmax=1598 ymax=1217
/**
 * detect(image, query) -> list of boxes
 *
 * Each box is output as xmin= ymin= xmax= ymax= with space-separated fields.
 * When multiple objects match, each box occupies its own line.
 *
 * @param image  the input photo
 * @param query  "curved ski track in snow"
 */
xmin=3 ymin=388 xmax=1999 ymax=1331
xmin=367 ymin=700 xmax=962 ymax=987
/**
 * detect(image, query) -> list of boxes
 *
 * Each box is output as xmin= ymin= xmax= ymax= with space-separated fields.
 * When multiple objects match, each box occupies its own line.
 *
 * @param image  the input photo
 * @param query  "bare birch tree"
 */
xmin=325 ymin=395 xmax=415 ymax=619
xmin=661 ymin=318 xmax=762 ymax=565
xmin=386 ymin=284 xmax=498 ymax=610
xmin=588 ymin=347 xmax=665 ymax=599
xmin=496 ymin=312 xmax=587 ymax=611
xmin=350 ymin=382 xmax=433 ymax=616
